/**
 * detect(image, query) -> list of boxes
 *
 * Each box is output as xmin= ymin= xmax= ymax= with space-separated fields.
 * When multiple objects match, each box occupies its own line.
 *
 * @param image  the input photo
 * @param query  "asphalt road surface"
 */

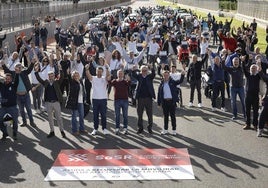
xmin=0 ymin=1 xmax=268 ymax=188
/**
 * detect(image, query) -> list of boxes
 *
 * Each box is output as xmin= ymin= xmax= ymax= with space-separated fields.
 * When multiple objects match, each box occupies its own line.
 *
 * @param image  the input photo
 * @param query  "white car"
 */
xmin=87 ymin=17 xmax=103 ymax=30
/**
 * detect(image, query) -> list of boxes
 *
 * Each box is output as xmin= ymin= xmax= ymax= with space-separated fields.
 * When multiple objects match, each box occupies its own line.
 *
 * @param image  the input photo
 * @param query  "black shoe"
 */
xmin=147 ymin=128 xmax=153 ymax=134
xmin=137 ymin=128 xmax=143 ymax=134
xmin=20 ymin=123 xmax=27 ymax=127
xmin=30 ymin=122 xmax=37 ymax=128
xmin=61 ymin=131 xmax=66 ymax=138
xmin=47 ymin=132 xmax=55 ymax=138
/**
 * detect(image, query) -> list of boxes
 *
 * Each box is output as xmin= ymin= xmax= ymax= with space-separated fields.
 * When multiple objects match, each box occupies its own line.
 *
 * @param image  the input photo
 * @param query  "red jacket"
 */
xmin=219 ymin=33 xmax=237 ymax=52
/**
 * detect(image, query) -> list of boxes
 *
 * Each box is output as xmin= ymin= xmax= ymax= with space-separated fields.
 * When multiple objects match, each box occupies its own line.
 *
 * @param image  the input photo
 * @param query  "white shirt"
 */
xmin=6 ymin=58 xmax=20 ymax=71
xmin=127 ymin=41 xmax=138 ymax=54
xmin=71 ymin=60 xmax=84 ymax=77
xmin=200 ymin=41 xmax=209 ymax=55
xmin=91 ymin=76 xmax=108 ymax=99
xmin=31 ymin=70 xmax=39 ymax=84
xmin=112 ymin=42 xmax=124 ymax=56
xmin=109 ymin=59 xmax=123 ymax=70
xmin=78 ymin=83 xmax=83 ymax=103
xmin=194 ymin=19 xmax=199 ymax=27
xmin=40 ymin=64 xmax=54 ymax=80
xmin=148 ymin=41 xmax=160 ymax=55
xmin=170 ymin=72 xmax=181 ymax=88
xmin=168 ymin=42 xmax=175 ymax=55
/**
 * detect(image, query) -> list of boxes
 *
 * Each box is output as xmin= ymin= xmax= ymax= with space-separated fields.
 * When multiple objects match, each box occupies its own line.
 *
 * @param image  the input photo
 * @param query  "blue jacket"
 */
xmin=157 ymin=75 xmax=185 ymax=105
xmin=225 ymin=52 xmax=239 ymax=67
xmin=212 ymin=63 xmax=224 ymax=82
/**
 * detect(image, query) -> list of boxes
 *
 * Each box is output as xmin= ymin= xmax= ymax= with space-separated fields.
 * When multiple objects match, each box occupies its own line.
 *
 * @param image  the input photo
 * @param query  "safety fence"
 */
xmin=237 ymin=0 xmax=268 ymax=21
xmin=0 ymin=0 xmax=129 ymax=32
xmin=176 ymin=0 xmax=219 ymax=11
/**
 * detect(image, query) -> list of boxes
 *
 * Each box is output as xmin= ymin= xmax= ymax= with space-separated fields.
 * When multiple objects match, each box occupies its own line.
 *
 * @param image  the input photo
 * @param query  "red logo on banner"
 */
xmin=53 ymin=148 xmax=191 ymax=167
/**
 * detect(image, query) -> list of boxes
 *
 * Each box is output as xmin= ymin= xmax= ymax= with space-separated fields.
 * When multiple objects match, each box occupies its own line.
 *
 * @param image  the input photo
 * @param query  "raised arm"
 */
xmin=34 ymin=63 xmax=46 ymax=86
xmin=105 ymin=63 xmax=111 ymax=81
xmin=257 ymin=61 xmax=268 ymax=82
xmin=85 ymin=64 xmax=93 ymax=81
xmin=24 ymin=52 xmax=35 ymax=75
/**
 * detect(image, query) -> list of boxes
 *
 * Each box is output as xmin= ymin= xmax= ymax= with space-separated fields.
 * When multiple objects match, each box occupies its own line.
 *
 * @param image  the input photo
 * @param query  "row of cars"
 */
xmin=87 ymin=5 xmax=193 ymax=31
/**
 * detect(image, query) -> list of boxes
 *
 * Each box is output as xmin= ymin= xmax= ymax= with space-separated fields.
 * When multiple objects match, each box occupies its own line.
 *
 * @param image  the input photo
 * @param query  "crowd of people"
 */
xmin=0 ymin=5 xmax=268 ymax=141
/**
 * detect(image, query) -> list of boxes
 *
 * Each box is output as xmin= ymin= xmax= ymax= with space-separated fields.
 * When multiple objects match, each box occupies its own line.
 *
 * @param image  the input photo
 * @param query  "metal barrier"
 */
xmin=0 ymin=0 xmax=131 ymax=52
xmin=177 ymin=0 xmax=219 ymax=11
xmin=237 ymin=0 xmax=268 ymax=21
xmin=0 ymin=0 xmax=129 ymax=32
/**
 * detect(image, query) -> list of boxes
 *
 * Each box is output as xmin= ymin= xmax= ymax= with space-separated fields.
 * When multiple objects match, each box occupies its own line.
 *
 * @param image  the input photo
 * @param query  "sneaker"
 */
xmin=20 ymin=123 xmax=27 ymax=127
xmin=103 ymin=129 xmax=109 ymax=135
xmin=91 ymin=129 xmax=98 ymax=135
xmin=115 ymin=128 xmax=120 ymax=135
xmin=171 ymin=130 xmax=177 ymax=135
xmin=36 ymin=109 xmax=41 ymax=114
xmin=231 ymin=116 xmax=237 ymax=121
xmin=243 ymin=124 xmax=250 ymax=130
xmin=188 ymin=102 xmax=193 ymax=107
xmin=221 ymin=107 xmax=226 ymax=112
xmin=161 ymin=130 xmax=168 ymax=135
xmin=30 ymin=122 xmax=37 ymax=128
xmin=122 ymin=128 xmax=128 ymax=135
xmin=212 ymin=107 xmax=216 ymax=112
xmin=197 ymin=103 xmax=202 ymax=108
xmin=47 ymin=132 xmax=55 ymax=138
xmin=61 ymin=131 xmax=66 ymax=138
xmin=257 ymin=129 xmax=263 ymax=137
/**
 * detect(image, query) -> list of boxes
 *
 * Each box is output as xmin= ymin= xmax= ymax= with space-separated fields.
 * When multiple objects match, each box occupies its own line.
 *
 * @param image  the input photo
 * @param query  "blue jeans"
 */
xmin=230 ymin=87 xmax=246 ymax=118
xmin=0 ymin=106 xmax=19 ymax=136
xmin=92 ymin=99 xmax=107 ymax=130
xmin=17 ymin=93 xmax=34 ymax=124
xmin=114 ymin=99 xmax=128 ymax=129
xmin=71 ymin=103 xmax=85 ymax=133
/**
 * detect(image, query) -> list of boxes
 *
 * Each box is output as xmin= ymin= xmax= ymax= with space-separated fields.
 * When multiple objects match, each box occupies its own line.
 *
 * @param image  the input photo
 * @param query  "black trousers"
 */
xmin=137 ymin=97 xmax=153 ymax=130
xmin=245 ymin=93 xmax=259 ymax=126
xmin=212 ymin=81 xmax=225 ymax=108
xmin=85 ymin=78 xmax=92 ymax=105
xmin=60 ymin=78 xmax=69 ymax=96
xmin=162 ymin=100 xmax=176 ymax=130
xmin=190 ymin=80 xmax=202 ymax=103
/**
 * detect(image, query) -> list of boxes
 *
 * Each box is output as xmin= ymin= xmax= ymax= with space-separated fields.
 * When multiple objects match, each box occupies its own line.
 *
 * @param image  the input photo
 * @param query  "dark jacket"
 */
xmin=162 ymin=39 xmax=178 ymax=55
xmin=242 ymin=62 xmax=261 ymax=95
xmin=0 ymin=34 xmax=6 ymax=49
xmin=35 ymin=70 xmax=64 ymax=103
xmin=223 ymin=63 xmax=244 ymax=88
xmin=187 ymin=54 xmax=208 ymax=83
xmin=0 ymin=74 xmax=19 ymax=107
xmin=65 ymin=78 xmax=86 ymax=109
xmin=132 ymin=69 xmax=156 ymax=99
xmin=157 ymin=75 xmax=185 ymax=105
xmin=2 ymin=62 xmax=34 ymax=92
